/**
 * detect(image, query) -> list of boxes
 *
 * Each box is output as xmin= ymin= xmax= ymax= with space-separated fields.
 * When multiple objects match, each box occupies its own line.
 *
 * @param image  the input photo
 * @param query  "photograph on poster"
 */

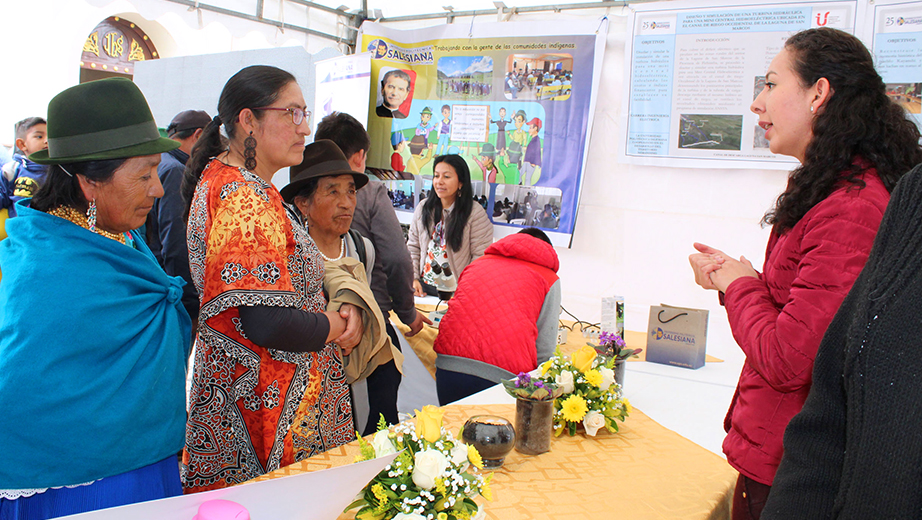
xmin=384 ymin=179 xmax=417 ymax=210
xmin=437 ymin=56 xmax=493 ymax=99
xmin=886 ymin=82 xmax=921 ymax=113
xmin=678 ymin=114 xmax=743 ymax=150
xmin=493 ymin=185 xmax=562 ymax=229
xmin=376 ymin=67 xmax=416 ymax=119
xmin=504 ymin=53 xmax=573 ymax=101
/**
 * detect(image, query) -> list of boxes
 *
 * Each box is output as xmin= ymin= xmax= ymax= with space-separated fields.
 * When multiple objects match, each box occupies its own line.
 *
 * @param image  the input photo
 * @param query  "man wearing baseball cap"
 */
xmin=149 ymin=109 xmax=211 ymax=329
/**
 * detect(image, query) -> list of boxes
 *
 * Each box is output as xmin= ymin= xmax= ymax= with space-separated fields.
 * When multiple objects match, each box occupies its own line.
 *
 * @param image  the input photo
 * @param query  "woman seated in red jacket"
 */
xmin=688 ymin=27 xmax=922 ymax=520
xmin=434 ymin=228 xmax=560 ymax=405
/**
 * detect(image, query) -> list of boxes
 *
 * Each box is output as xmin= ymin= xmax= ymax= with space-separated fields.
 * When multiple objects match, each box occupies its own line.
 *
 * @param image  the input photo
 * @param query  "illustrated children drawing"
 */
xmin=391 ymin=131 xmax=407 ymax=172
xmin=523 ymin=117 xmax=543 ymax=186
xmin=491 ymin=107 xmax=510 ymax=155
xmin=436 ymin=104 xmax=451 ymax=156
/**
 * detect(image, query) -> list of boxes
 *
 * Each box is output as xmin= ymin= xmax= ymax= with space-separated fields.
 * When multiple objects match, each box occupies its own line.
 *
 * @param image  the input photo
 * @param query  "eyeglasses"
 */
xmin=251 ymin=106 xmax=311 ymax=126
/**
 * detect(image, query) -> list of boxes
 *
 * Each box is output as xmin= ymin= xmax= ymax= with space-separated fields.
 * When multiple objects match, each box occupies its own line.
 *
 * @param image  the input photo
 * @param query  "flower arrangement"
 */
xmin=501 ymin=371 xmax=562 ymax=401
xmin=539 ymin=345 xmax=632 ymax=437
xmin=591 ymin=330 xmax=642 ymax=361
xmin=346 ymin=406 xmax=492 ymax=520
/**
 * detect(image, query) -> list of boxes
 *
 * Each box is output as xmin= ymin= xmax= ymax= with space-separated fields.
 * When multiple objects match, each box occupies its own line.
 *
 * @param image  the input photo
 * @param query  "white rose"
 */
xmin=472 ymin=504 xmax=487 ymax=520
xmin=450 ymin=443 xmax=469 ymax=466
xmin=371 ymin=429 xmax=396 ymax=457
xmin=582 ymin=410 xmax=606 ymax=437
xmin=599 ymin=367 xmax=615 ymax=391
xmin=555 ymin=370 xmax=575 ymax=394
xmin=412 ymin=448 xmax=449 ymax=490
xmin=393 ymin=513 xmax=427 ymax=520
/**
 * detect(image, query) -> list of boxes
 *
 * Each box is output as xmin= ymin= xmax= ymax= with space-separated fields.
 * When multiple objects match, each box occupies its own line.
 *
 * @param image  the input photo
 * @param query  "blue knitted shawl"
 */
xmin=0 ymin=201 xmax=191 ymax=489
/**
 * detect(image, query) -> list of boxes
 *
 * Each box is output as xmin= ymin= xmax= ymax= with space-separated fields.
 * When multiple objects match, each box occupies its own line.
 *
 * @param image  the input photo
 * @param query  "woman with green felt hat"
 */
xmin=0 ymin=77 xmax=192 ymax=518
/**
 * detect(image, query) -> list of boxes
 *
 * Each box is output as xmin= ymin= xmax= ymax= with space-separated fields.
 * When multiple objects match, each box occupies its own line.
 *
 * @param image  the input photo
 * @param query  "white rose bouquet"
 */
xmin=346 ymin=407 xmax=493 ymax=520
xmin=539 ymin=346 xmax=633 ymax=437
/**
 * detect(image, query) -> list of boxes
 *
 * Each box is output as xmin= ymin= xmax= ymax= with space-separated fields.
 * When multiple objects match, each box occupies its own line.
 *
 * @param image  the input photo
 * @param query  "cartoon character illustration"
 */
xmin=522 ymin=117 xmax=543 ymax=186
xmin=391 ymin=131 xmax=407 ymax=172
xmin=406 ymin=135 xmax=436 ymax=176
xmin=491 ymin=107 xmax=510 ymax=154
xmin=436 ymin=104 xmax=451 ymax=156
xmin=507 ymin=109 xmax=528 ymax=168
xmin=415 ymin=106 xmax=435 ymax=141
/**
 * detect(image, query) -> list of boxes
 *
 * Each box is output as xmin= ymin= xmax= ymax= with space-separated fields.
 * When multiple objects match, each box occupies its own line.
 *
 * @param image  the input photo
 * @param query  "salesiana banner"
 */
xmin=359 ymin=19 xmax=608 ymax=247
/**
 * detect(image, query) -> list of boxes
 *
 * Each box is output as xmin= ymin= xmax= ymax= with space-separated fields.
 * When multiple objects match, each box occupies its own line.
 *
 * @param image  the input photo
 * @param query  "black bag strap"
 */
xmin=348 ymin=229 xmax=368 ymax=270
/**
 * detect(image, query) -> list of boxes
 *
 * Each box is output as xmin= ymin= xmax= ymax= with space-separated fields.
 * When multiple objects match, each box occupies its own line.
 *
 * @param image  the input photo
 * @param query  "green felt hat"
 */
xmin=30 ymin=77 xmax=179 ymax=165
xmin=420 ymin=106 xmax=433 ymax=115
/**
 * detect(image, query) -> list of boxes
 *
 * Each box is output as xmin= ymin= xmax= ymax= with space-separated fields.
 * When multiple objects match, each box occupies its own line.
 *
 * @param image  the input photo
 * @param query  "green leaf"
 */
xmin=355 ymin=505 xmax=386 ymax=520
xmin=344 ymin=498 xmax=369 ymax=512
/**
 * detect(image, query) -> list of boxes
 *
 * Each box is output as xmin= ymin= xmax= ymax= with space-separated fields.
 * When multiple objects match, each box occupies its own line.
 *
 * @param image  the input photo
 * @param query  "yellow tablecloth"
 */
xmin=252 ymin=403 xmax=736 ymax=519
xmin=390 ymin=309 xmax=722 ymax=380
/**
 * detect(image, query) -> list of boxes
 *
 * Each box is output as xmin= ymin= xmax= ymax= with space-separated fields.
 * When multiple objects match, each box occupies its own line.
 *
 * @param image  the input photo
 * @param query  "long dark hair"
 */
xmin=31 ymin=159 xmax=128 ymax=212
xmin=764 ymin=27 xmax=922 ymax=232
xmin=181 ymin=65 xmax=296 ymax=221
xmin=422 ymin=154 xmax=474 ymax=251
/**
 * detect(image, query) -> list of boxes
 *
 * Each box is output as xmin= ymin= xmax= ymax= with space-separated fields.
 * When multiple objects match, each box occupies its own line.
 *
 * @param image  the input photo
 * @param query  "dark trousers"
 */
xmin=359 ymin=321 xmax=404 ymax=436
xmin=435 ymin=368 xmax=495 ymax=405
xmin=732 ymin=473 xmax=771 ymax=520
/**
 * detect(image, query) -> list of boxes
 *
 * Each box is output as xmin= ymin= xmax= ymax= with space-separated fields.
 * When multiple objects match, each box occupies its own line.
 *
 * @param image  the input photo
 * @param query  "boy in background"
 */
xmin=1 ymin=117 xmax=49 ymax=216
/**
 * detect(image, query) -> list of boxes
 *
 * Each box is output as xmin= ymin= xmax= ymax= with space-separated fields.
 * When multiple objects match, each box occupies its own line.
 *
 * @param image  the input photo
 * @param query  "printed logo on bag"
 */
xmin=651 ymin=327 xmax=697 ymax=345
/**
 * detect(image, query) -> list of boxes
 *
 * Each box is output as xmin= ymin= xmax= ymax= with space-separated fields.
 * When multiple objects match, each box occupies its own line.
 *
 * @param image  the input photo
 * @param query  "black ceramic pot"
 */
xmin=462 ymin=415 xmax=516 ymax=468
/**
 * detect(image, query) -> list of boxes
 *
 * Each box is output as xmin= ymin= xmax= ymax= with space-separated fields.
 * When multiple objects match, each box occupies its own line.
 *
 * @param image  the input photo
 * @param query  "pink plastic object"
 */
xmin=192 ymin=499 xmax=250 ymax=520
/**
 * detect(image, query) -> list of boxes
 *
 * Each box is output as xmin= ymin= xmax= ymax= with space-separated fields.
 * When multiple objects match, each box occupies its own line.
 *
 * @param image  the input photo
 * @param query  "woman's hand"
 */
xmin=709 ymin=255 xmax=758 ymax=293
xmin=689 ymin=242 xmax=726 ymax=291
xmin=333 ymin=303 xmax=364 ymax=354
xmin=412 ymin=279 xmax=425 ymax=297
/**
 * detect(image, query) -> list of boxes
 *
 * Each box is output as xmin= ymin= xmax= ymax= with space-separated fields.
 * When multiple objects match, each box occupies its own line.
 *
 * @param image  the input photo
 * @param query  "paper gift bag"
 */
xmin=646 ymin=304 xmax=709 ymax=369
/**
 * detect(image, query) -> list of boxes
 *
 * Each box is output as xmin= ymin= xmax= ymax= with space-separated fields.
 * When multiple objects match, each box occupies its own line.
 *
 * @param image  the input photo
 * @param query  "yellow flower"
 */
xmin=415 ymin=405 xmax=444 ymax=443
xmin=371 ymin=483 xmax=389 ymax=513
xmin=540 ymin=360 xmax=552 ymax=377
xmin=435 ymin=477 xmax=447 ymax=496
xmin=481 ymin=472 xmax=494 ymax=501
xmin=624 ymin=398 xmax=633 ymax=415
xmin=584 ymin=369 xmax=602 ymax=387
xmin=468 ymin=444 xmax=484 ymax=469
xmin=561 ymin=394 xmax=588 ymax=422
xmin=438 ymin=513 xmax=449 ymax=520
xmin=571 ymin=345 xmax=597 ymax=373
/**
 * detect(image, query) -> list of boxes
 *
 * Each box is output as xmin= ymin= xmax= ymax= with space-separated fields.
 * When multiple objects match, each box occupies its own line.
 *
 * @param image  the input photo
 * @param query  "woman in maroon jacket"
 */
xmin=689 ymin=28 xmax=922 ymax=520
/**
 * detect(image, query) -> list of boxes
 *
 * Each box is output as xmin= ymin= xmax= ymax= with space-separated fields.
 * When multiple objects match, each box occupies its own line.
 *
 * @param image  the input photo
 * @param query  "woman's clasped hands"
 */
xmin=689 ymin=242 xmax=759 ymax=293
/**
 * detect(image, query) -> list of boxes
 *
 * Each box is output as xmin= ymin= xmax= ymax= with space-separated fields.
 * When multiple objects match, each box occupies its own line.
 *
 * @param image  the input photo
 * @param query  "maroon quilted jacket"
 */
xmin=722 ymin=168 xmax=890 ymax=485
xmin=434 ymin=233 xmax=559 ymax=374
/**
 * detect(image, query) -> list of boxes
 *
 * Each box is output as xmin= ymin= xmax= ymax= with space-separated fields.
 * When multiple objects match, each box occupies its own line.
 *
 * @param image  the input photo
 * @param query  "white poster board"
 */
xmin=57 ymin=454 xmax=397 ymax=520
xmin=620 ymin=0 xmax=861 ymax=170
xmin=870 ymin=0 xmax=922 ymax=131
xmin=313 ymin=52 xmax=373 ymax=133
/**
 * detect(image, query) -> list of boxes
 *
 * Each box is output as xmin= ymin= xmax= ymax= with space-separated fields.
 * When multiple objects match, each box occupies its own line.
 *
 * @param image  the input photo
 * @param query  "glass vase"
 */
xmin=514 ymin=398 xmax=553 ymax=455
xmin=614 ymin=360 xmax=626 ymax=388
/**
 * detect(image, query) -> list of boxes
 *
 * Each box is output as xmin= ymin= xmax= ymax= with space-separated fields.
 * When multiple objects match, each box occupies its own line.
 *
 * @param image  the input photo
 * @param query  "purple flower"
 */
xmin=534 ymin=380 xmax=545 ymax=389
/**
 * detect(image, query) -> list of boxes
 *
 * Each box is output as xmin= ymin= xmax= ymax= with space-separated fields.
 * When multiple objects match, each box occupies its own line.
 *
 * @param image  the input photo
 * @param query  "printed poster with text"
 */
xmin=621 ymin=0 xmax=859 ymax=170
xmin=359 ymin=20 xmax=608 ymax=247
xmin=871 ymin=0 xmax=922 ymax=131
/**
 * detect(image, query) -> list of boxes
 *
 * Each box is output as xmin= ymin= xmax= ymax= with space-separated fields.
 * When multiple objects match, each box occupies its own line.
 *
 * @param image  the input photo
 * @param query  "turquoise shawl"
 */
xmin=0 ymin=201 xmax=191 ymax=489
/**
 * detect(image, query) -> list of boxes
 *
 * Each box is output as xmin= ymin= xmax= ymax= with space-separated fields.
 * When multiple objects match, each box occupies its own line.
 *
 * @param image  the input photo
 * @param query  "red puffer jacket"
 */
xmin=434 ymin=233 xmax=559 ymax=374
xmin=722 ymin=168 xmax=890 ymax=485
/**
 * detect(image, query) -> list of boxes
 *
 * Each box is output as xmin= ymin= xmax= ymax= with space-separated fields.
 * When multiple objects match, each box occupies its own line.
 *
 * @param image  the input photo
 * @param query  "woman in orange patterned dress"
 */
xmin=179 ymin=66 xmax=363 ymax=492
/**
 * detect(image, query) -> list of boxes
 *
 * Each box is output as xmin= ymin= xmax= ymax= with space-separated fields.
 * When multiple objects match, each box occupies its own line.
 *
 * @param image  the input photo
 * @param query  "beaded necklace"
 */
xmin=48 ymin=205 xmax=135 ymax=248
xmin=317 ymin=236 xmax=345 ymax=262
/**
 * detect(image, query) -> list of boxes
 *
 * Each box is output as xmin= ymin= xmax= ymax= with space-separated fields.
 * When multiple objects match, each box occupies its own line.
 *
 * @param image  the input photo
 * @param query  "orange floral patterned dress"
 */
xmin=182 ymin=160 xmax=354 ymax=493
